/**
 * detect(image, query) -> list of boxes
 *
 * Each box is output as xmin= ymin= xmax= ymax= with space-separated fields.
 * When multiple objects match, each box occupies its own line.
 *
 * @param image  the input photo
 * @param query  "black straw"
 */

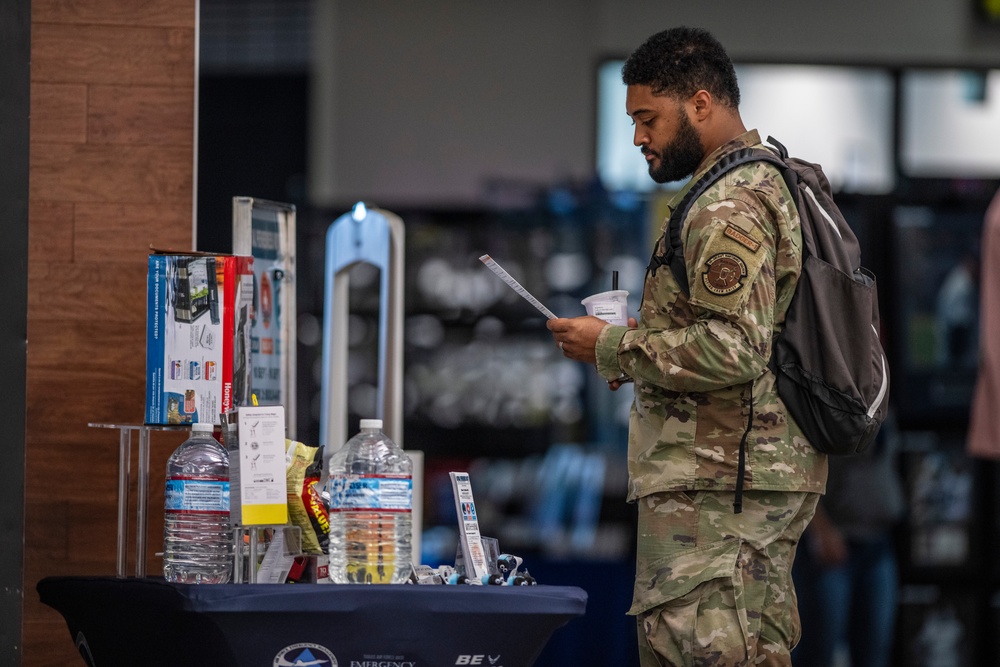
xmin=612 ymin=270 xmax=619 ymax=290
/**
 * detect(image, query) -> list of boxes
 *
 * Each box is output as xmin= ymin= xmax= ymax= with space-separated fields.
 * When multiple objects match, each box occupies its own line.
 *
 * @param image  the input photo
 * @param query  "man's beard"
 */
xmin=646 ymin=112 xmax=704 ymax=184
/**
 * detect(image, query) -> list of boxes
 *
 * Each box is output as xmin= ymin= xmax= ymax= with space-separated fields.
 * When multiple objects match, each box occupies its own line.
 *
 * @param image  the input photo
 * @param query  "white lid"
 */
xmin=191 ymin=422 xmax=215 ymax=434
xmin=359 ymin=419 xmax=383 ymax=430
xmin=580 ymin=290 xmax=629 ymax=305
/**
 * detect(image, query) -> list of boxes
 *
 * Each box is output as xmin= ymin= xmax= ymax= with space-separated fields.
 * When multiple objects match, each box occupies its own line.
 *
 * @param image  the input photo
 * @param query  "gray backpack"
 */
xmin=649 ymin=137 xmax=890 ymax=507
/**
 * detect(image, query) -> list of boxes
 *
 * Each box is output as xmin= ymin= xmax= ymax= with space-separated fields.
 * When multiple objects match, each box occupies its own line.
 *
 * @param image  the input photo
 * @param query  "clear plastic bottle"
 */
xmin=163 ymin=422 xmax=233 ymax=583
xmin=327 ymin=419 xmax=413 ymax=584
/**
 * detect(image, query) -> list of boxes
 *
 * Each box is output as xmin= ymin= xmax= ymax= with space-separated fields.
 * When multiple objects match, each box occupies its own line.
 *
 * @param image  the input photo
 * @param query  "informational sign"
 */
xmin=233 ymin=405 xmax=288 ymax=526
xmin=232 ymin=197 xmax=297 ymax=437
xmin=449 ymin=471 xmax=489 ymax=581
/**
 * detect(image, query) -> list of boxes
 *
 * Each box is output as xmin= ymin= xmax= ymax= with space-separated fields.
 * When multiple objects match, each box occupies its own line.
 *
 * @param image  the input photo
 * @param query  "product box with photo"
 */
xmin=146 ymin=251 xmax=254 ymax=425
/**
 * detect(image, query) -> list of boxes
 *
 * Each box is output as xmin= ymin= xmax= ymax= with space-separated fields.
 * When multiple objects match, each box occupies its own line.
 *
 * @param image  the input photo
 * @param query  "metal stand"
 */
xmin=88 ymin=423 xmax=188 ymax=578
xmin=232 ymin=525 xmax=302 ymax=583
xmin=319 ymin=202 xmax=421 ymax=561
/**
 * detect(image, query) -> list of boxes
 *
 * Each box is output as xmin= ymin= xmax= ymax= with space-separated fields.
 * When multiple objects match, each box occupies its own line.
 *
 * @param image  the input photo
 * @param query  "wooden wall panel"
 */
xmin=23 ymin=372 xmax=147 ymax=438
xmin=88 ymin=85 xmax=194 ymax=146
xmin=25 ymin=0 xmax=196 ymax=664
xmin=24 ymin=337 xmax=148 ymax=444
xmin=28 ymin=262 xmax=148 ymax=322
xmin=31 ymin=24 xmax=194 ymax=87
xmin=32 ymin=0 xmax=195 ymax=27
xmin=30 ymin=143 xmax=193 ymax=204
xmin=74 ymin=203 xmax=192 ymax=262
xmin=30 ymin=83 xmax=87 ymax=144
xmin=27 ymin=201 xmax=74 ymax=263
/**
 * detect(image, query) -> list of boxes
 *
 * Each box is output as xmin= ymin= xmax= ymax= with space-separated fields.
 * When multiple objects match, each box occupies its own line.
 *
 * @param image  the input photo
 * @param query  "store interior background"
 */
xmin=9 ymin=0 xmax=1000 ymax=665
xmin=194 ymin=2 xmax=1000 ymax=665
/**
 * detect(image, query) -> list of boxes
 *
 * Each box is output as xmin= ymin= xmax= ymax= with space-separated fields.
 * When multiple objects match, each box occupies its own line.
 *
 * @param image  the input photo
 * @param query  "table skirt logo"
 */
xmin=274 ymin=642 xmax=338 ymax=667
xmin=455 ymin=656 xmax=502 ymax=666
xmin=75 ymin=631 xmax=96 ymax=667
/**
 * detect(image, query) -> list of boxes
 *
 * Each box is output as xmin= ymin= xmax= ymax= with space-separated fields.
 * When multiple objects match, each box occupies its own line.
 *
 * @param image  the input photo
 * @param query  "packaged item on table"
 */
xmin=286 ymin=440 xmax=328 ymax=555
xmin=327 ymin=419 xmax=413 ymax=584
xmin=163 ymin=422 xmax=232 ymax=583
xmin=145 ymin=251 xmax=253 ymax=425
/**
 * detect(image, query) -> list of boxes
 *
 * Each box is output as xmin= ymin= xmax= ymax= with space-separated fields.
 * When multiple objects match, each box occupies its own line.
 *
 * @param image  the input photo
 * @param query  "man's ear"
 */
xmin=690 ymin=89 xmax=713 ymax=121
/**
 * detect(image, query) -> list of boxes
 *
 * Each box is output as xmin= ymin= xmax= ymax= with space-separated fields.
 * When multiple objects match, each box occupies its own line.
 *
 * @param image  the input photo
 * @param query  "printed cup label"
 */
xmin=590 ymin=302 xmax=625 ymax=324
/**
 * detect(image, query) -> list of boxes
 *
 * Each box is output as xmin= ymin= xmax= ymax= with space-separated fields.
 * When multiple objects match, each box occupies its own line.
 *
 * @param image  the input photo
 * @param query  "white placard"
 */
xmin=449 ymin=471 xmax=489 ymax=581
xmin=235 ymin=405 xmax=288 ymax=525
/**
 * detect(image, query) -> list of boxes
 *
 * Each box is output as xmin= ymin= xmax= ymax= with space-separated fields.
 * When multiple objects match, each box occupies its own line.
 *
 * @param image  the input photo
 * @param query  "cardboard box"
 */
xmin=146 ymin=251 xmax=254 ymax=425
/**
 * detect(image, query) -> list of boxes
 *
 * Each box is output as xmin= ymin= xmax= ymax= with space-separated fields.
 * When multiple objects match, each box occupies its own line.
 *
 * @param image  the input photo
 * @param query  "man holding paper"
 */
xmin=546 ymin=26 xmax=825 ymax=667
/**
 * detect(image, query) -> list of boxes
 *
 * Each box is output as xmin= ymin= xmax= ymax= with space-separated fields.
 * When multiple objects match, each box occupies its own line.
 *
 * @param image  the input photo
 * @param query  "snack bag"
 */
xmin=286 ymin=441 xmax=329 ymax=555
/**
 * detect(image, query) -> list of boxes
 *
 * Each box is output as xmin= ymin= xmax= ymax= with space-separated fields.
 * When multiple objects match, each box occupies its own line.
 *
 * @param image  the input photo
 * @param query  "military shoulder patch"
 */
xmin=702 ymin=253 xmax=747 ymax=295
xmin=723 ymin=224 xmax=761 ymax=252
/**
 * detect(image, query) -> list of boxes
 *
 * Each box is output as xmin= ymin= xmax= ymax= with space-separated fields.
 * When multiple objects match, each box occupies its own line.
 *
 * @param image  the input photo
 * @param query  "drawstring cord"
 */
xmin=734 ymin=384 xmax=753 ymax=514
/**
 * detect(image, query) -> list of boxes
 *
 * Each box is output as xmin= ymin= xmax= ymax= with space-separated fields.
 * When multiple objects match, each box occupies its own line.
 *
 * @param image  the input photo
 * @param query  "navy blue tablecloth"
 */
xmin=37 ymin=576 xmax=587 ymax=667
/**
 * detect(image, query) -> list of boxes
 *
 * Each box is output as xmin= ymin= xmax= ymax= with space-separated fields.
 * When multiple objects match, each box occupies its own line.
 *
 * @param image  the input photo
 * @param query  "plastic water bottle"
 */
xmin=327 ymin=419 xmax=413 ymax=584
xmin=163 ymin=422 xmax=233 ymax=583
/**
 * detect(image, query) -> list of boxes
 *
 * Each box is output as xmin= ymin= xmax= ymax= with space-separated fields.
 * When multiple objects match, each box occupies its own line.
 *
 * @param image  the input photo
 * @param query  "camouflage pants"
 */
xmin=631 ymin=489 xmax=819 ymax=667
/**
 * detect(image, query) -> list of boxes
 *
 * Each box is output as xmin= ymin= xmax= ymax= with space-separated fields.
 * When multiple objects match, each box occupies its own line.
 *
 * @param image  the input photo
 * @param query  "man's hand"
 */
xmin=547 ymin=316 xmax=638 ymax=370
xmin=546 ymin=316 xmax=608 ymax=364
xmin=806 ymin=504 xmax=848 ymax=567
xmin=607 ymin=376 xmax=632 ymax=391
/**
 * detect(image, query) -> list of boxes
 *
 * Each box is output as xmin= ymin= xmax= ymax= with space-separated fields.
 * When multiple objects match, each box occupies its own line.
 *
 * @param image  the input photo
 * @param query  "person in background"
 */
xmin=935 ymin=251 xmax=979 ymax=369
xmin=967 ymin=187 xmax=1000 ymax=458
xmin=792 ymin=413 xmax=905 ymax=667
xmin=547 ymin=27 xmax=826 ymax=666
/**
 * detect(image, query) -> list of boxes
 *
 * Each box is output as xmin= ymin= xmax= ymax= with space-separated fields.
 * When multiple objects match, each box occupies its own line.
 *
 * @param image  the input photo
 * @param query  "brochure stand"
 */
xmin=231 ymin=197 xmax=298 ymax=437
xmin=88 ymin=422 xmax=189 ymax=578
xmin=319 ymin=202 xmax=422 ymax=559
xmin=232 ymin=525 xmax=302 ymax=584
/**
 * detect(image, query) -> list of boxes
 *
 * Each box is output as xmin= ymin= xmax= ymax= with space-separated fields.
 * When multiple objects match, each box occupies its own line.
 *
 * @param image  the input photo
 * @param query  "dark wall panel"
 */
xmin=0 ymin=1 xmax=29 ymax=664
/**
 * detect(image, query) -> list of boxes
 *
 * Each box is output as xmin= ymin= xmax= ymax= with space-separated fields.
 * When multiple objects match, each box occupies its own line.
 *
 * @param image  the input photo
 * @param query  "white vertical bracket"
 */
xmin=320 ymin=202 xmax=419 ymax=561
xmin=320 ymin=202 xmax=404 ymax=451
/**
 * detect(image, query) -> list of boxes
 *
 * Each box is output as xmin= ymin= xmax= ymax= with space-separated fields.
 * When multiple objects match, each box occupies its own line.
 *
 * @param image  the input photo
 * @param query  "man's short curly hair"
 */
xmin=622 ymin=27 xmax=740 ymax=109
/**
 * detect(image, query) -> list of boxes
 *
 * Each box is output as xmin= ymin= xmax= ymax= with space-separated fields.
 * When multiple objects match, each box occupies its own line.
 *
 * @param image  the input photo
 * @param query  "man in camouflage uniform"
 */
xmin=547 ymin=27 xmax=827 ymax=666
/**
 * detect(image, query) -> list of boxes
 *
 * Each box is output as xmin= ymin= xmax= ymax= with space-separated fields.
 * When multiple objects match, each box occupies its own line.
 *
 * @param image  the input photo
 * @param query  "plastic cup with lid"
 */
xmin=581 ymin=290 xmax=629 ymax=326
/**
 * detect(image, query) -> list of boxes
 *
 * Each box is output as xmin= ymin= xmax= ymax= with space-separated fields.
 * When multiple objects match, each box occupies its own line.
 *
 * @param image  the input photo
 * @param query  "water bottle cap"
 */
xmin=359 ymin=419 xmax=382 ymax=430
xmin=191 ymin=422 xmax=215 ymax=434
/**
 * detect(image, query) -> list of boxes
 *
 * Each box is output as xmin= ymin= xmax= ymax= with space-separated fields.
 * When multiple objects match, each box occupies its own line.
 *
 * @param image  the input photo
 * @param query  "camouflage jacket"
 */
xmin=595 ymin=130 xmax=827 ymax=501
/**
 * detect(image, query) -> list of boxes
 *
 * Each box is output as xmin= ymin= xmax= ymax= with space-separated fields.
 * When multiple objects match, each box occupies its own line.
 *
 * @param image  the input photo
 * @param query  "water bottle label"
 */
xmin=329 ymin=475 xmax=412 ymax=512
xmin=165 ymin=476 xmax=231 ymax=513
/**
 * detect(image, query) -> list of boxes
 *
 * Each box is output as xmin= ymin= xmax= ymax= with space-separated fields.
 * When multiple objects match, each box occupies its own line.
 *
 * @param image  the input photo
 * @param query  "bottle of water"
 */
xmin=327 ymin=419 xmax=413 ymax=584
xmin=163 ymin=422 xmax=233 ymax=583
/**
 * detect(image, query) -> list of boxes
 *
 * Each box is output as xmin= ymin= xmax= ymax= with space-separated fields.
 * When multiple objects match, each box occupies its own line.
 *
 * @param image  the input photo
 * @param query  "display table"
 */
xmin=38 ymin=576 xmax=587 ymax=667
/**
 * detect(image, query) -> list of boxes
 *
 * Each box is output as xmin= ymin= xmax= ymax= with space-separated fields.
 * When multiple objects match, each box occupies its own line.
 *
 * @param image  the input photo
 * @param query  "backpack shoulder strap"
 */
xmin=649 ymin=141 xmax=793 ymax=294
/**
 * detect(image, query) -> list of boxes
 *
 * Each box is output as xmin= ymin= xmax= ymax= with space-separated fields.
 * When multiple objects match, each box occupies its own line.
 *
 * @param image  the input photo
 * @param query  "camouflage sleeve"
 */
xmin=609 ymin=197 xmax=777 ymax=392
xmin=595 ymin=324 xmax=630 ymax=380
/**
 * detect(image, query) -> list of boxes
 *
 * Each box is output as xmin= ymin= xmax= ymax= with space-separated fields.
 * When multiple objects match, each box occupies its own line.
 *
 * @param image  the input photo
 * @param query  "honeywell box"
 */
xmin=146 ymin=251 xmax=254 ymax=425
